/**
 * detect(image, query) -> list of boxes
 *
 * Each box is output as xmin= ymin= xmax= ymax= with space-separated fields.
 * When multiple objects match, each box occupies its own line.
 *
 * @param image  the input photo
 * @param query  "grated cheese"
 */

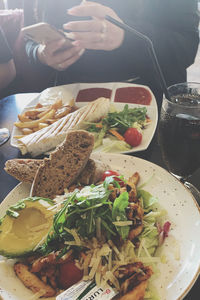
xmin=112 ymin=221 xmax=133 ymax=226
xmin=64 ymin=227 xmax=82 ymax=246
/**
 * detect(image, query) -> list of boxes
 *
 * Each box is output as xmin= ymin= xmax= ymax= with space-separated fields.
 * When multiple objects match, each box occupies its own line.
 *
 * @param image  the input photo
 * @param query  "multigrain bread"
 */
xmin=4 ymin=158 xmax=109 ymax=185
xmin=4 ymin=159 xmax=43 ymax=183
xmin=30 ymin=130 xmax=94 ymax=199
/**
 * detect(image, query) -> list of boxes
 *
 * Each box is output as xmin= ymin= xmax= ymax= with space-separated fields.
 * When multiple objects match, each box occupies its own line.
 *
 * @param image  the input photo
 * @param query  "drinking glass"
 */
xmin=158 ymin=82 xmax=200 ymax=204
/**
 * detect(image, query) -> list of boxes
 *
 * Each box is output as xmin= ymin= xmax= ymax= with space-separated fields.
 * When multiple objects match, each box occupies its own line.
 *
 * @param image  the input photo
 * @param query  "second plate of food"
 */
xmin=11 ymin=82 xmax=158 ymax=156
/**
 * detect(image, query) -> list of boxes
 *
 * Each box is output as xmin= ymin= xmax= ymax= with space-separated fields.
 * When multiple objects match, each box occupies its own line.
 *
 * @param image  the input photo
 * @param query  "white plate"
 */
xmin=11 ymin=82 xmax=158 ymax=154
xmin=0 ymin=153 xmax=199 ymax=300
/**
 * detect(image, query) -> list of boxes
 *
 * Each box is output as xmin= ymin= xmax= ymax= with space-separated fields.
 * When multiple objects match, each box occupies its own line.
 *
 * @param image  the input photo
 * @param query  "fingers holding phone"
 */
xmin=22 ymin=22 xmax=85 ymax=71
xmin=37 ymin=39 xmax=85 ymax=71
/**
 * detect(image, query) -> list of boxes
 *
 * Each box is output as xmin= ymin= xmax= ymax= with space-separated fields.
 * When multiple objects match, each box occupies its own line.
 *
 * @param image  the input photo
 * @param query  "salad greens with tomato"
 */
xmin=0 ymin=168 xmax=171 ymax=300
xmin=39 ymin=171 xmax=170 ymax=258
xmin=85 ymin=104 xmax=150 ymax=152
xmin=38 ymin=171 xmax=170 ymax=299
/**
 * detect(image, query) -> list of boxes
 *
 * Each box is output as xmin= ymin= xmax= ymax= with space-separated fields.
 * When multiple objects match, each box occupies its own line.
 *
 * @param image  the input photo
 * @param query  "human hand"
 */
xmin=37 ymin=38 xmax=85 ymax=71
xmin=63 ymin=1 xmax=124 ymax=51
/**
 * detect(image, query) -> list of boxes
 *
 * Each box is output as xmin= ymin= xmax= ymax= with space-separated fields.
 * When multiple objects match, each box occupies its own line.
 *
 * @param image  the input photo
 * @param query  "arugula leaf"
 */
xmin=112 ymin=192 xmax=130 ymax=239
xmin=103 ymin=105 xmax=147 ymax=134
xmin=86 ymin=124 xmax=101 ymax=133
xmin=38 ymin=181 xmax=131 ymax=254
xmin=53 ymin=192 xmax=77 ymax=234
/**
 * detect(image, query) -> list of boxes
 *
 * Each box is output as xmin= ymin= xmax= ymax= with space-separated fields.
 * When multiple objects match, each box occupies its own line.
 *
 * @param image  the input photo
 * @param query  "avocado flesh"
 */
xmin=0 ymin=200 xmax=54 ymax=258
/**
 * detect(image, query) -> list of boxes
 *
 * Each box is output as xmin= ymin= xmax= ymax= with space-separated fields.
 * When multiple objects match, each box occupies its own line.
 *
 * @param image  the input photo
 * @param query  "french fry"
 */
xmin=38 ymin=122 xmax=49 ymax=130
xmin=32 ymin=127 xmax=40 ymax=132
xmin=45 ymin=119 xmax=57 ymax=124
xmin=14 ymin=109 xmax=56 ymax=129
xmin=21 ymin=128 xmax=34 ymax=135
xmin=54 ymin=106 xmax=72 ymax=119
xmin=37 ymin=108 xmax=51 ymax=119
xmin=24 ymin=107 xmax=48 ymax=118
xmin=18 ymin=114 xmax=30 ymax=123
xmin=35 ymin=102 xmax=43 ymax=108
xmin=51 ymin=99 xmax=63 ymax=109
xmin=15 ymin=98 xmax=75 ymax=136
xmin=13 ymin=135 xmax=24 ymax=139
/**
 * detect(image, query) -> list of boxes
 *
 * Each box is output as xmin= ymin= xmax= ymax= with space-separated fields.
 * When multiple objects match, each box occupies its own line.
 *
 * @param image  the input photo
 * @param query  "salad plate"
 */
xmin=11 ymin=82 xmax=158 ymax=154
xmin=0 ymin=153 xmax=200 ymax=300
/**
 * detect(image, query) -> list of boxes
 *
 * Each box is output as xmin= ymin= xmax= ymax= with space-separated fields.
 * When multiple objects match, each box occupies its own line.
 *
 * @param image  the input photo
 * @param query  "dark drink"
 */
xmin=158 ymin=107 xmax=200 ymax=179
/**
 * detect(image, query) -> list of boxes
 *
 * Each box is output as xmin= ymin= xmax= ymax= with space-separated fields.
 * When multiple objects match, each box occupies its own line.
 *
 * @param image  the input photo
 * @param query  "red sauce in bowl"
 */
xmin=114 ymin=87 xmax=152 ymax=105
xmin=76 ymin=88 xmax=112 ymax=102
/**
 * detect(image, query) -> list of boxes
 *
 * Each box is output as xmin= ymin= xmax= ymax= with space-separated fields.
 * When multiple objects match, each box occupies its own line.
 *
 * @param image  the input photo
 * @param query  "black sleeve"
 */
xmin=0 ymin=27 xmax=13 ymax=63
xmin=24 ymin=0 xmax=199 ymax=89
xmin=116 ymin=0 xmax=199 ymax=86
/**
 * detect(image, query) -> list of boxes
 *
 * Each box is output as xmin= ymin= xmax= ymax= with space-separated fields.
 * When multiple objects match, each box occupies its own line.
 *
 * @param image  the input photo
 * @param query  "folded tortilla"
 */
xmin=17 ymin=97 xmax=110 ymax=157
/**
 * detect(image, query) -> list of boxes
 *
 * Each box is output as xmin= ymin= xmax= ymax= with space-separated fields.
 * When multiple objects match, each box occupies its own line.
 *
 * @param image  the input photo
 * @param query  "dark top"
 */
xmin=25 ymin=0 xmax=199 ymax=104
xmin=0 ymin=27 xmax=13 ymax=63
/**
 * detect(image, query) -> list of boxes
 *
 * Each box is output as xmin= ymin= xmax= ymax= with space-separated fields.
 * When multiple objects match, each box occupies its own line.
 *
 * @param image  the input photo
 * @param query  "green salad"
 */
xmin=0 ymin=171 xmax=171 ymax=300
xmin=85 ymin=104 xmax=150 ymax=152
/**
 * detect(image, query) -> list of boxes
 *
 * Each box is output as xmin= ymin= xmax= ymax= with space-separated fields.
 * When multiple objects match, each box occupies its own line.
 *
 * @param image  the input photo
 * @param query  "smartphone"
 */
xmin=21 ymin=22 xmax=73 ymax=48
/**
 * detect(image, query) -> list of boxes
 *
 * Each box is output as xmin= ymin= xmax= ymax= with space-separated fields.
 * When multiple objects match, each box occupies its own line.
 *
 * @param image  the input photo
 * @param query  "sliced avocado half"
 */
xmin=0 ymin=197 xmax=55 ymax=258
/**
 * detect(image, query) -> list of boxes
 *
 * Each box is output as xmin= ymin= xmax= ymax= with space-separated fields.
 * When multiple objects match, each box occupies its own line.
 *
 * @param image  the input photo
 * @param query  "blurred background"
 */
xmin=0 ymin=0 xmax=200 ymax=98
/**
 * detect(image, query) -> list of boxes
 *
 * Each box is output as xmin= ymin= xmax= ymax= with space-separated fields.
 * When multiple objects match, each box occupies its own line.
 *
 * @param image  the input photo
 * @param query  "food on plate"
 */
xmin=14 ymin=262 xmax=56 ymax=297
xmin=14 ymin=99 xmax=75 ymax=136
xmin=31 ymin=130 xmax=94 ymax=199
xmin=124 ymin=127 xmax=142 ymax=147
xmin=4 ymin=158 xmax=110 ymax=185
xmin=0 ymin=153 xmax=171 ymax=299
xmin=4 ymin=158 xmax=43 ymax=183
xmin=76 ymin=158 xmax=110 ymax=186
xmin=0 ymin=197 xmax=55 ymax=257
xmin=16 ymin=97 xmax=110 ymax=157
xmin=86 ymin=104 xmax=150 ymax=152
xmin=101 ymin=169 xmax=126 ymax=187
xmin=114 ymin=87 xmax=152 ymax=105
xmin=76 ymin=88 xmax=112 ymax=102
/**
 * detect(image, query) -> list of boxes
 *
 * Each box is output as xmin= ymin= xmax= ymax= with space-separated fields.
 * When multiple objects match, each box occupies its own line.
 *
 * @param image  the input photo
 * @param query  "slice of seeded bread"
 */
xmin=30 ymin=130 xmax=94 ymax=199
xmin=4 ymin=159 xmax=43 ymax=183
xmin=4 ymin=158 xmax=110 ymax=185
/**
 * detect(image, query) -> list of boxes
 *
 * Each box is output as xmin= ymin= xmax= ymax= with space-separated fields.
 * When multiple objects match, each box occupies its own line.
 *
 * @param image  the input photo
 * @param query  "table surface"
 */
xmin=0 ymin=93 xmax=199 ymax=300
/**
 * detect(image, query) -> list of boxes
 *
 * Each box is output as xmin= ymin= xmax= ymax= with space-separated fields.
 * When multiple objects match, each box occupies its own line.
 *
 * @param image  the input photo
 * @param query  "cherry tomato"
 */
xmin=124 ymin=128 xmax=142 ymax=147
xmin=101 ymin=170 xmax=124 ymax=187
xmin=58 ymin=260 xmax=83 ymax=289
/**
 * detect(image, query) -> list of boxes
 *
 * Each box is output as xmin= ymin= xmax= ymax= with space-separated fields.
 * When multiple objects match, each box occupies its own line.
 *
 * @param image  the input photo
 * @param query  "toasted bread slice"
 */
xmin=30 ymin=130 xmax=94 ymax=199
xmin=4 ymin=159 xmax=43 ymax=183
xmin=4 ymin=158 xmax=109 ymax=186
